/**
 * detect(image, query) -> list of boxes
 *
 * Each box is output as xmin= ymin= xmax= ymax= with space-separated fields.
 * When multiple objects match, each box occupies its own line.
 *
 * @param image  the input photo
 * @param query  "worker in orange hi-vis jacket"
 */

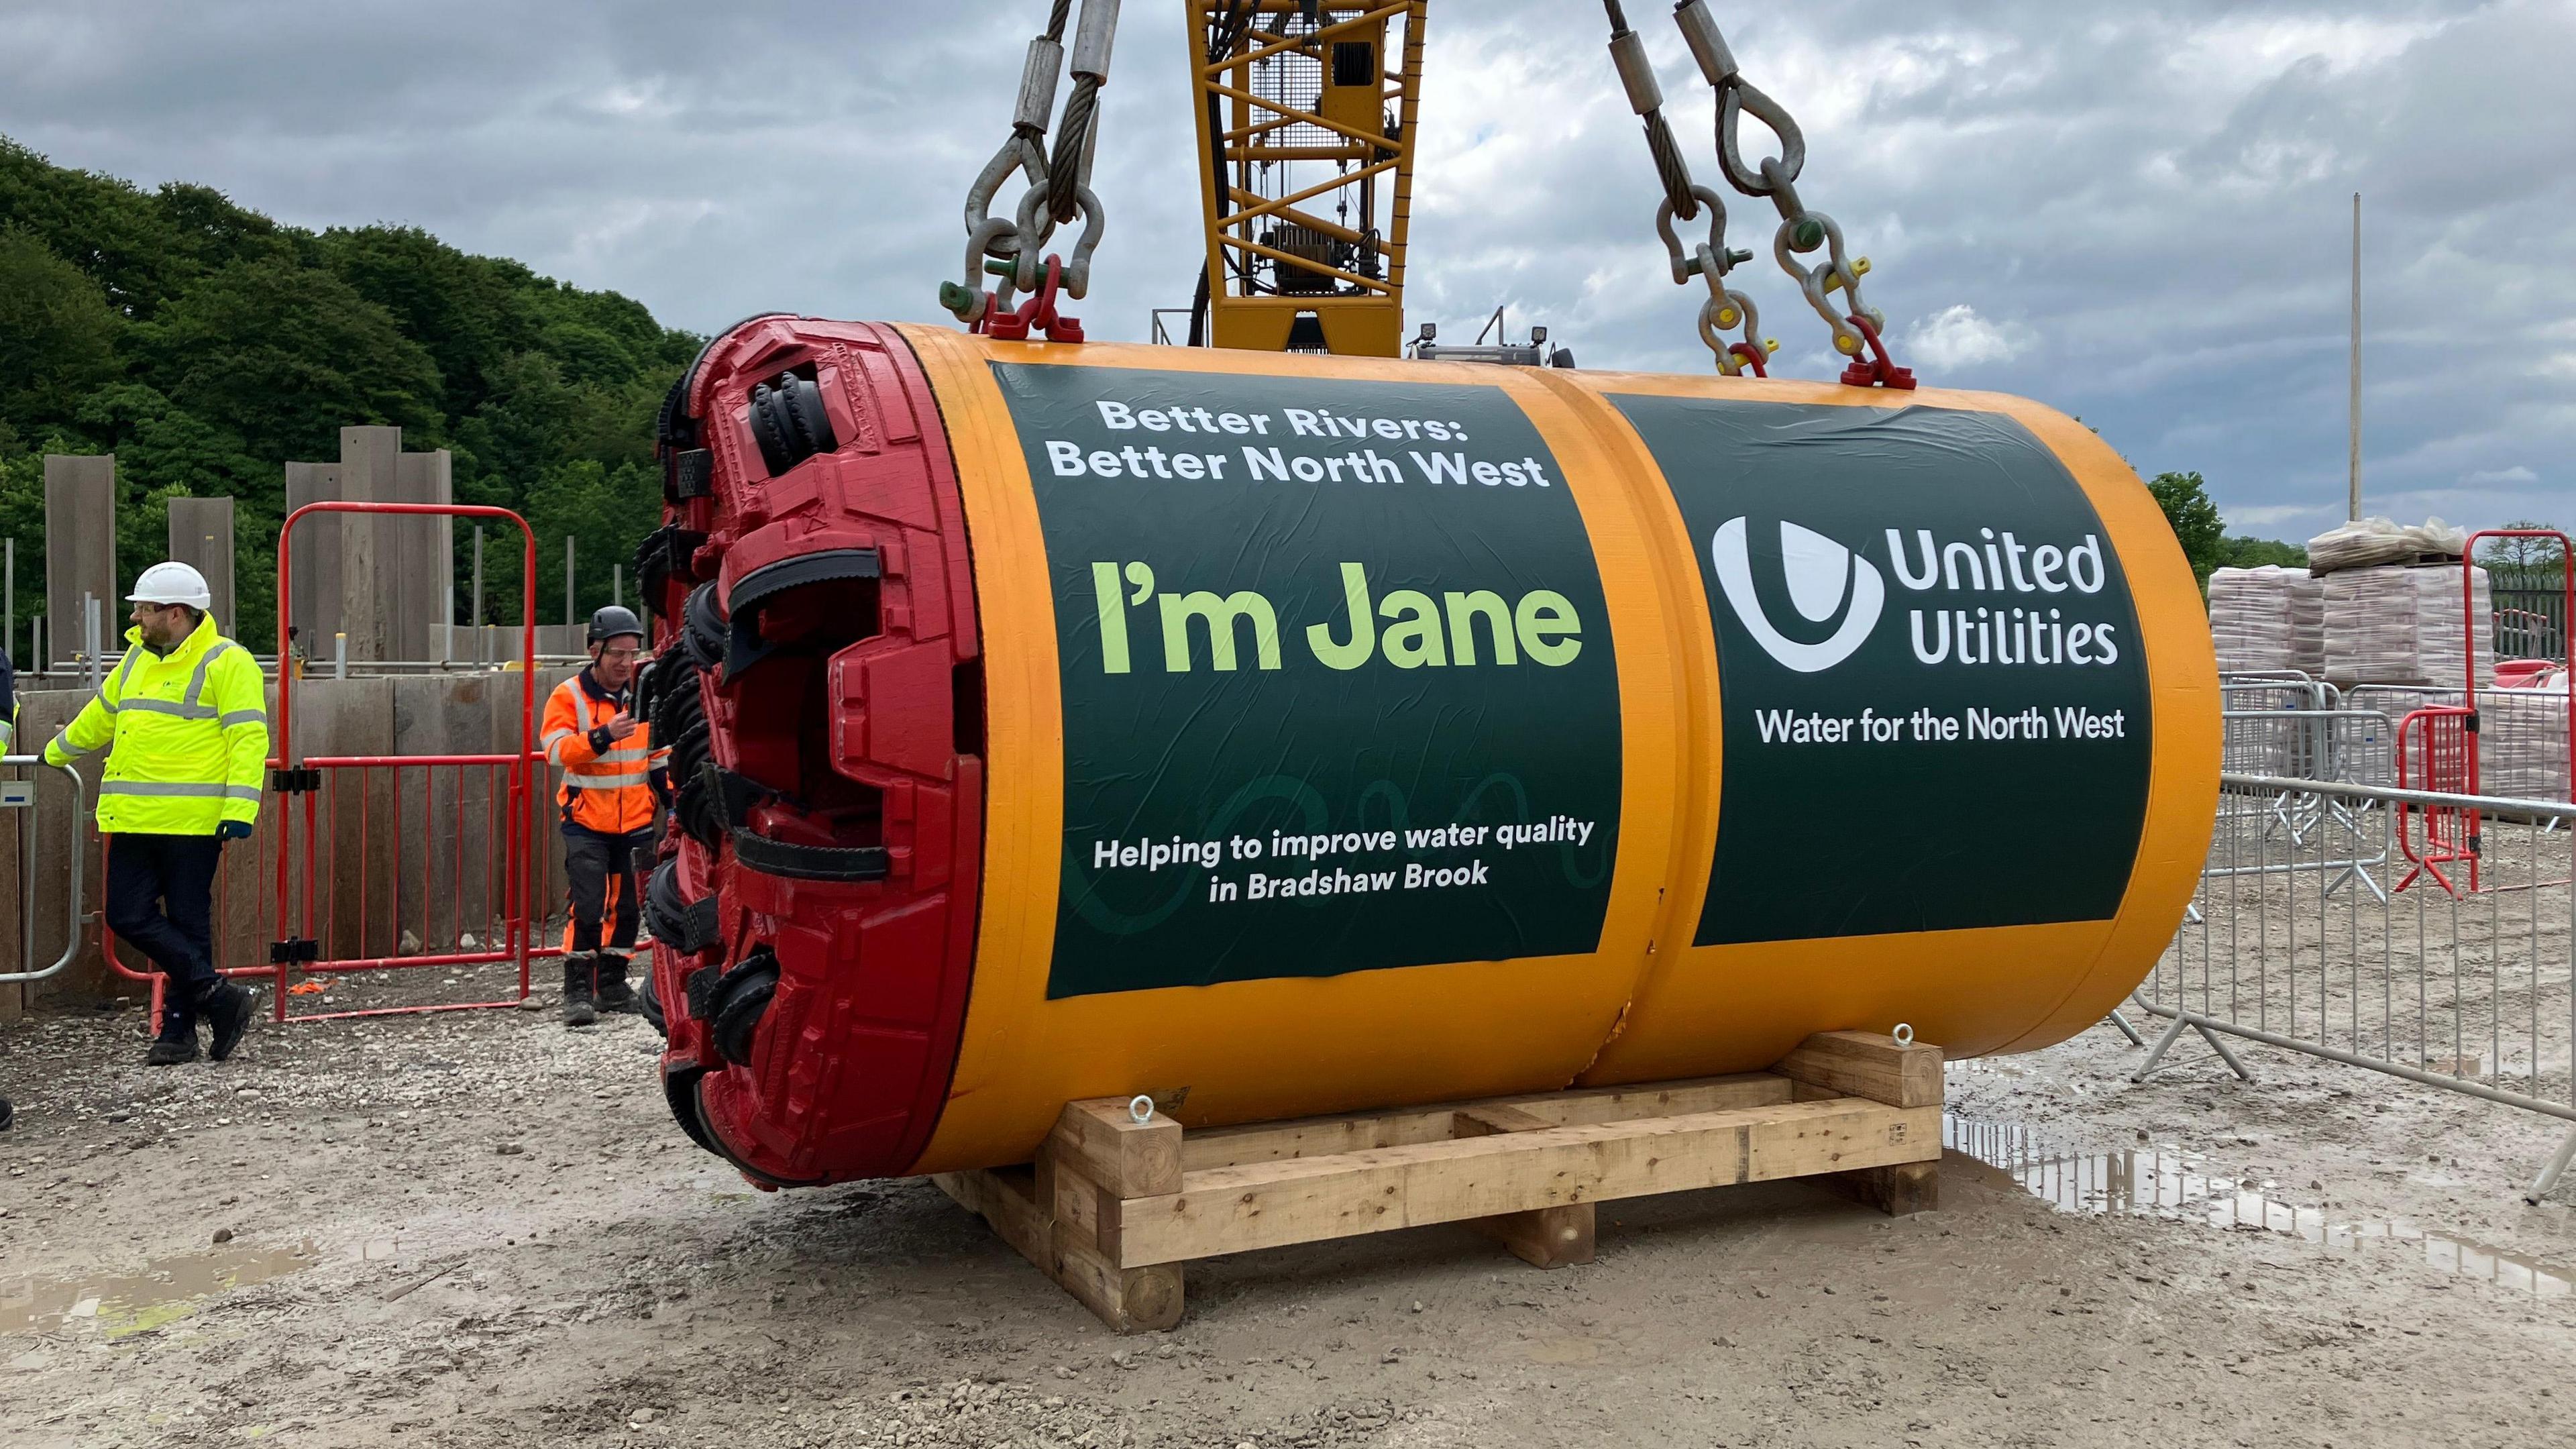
xmin=539 ymin=606 xmax=666 ymax=1028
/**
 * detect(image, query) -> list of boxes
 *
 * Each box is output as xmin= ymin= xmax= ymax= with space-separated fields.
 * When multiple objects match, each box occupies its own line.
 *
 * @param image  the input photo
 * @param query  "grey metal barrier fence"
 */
xmin=2221 ymin=706 xmax=2392 ymax=787
xmin=2137 ymin=772 xmax=2576 ymax=1201
xmin=2345 ymin=683 xmax=2571 ymax=806
xmin=2219 ymin=673 xmax=2333 ymax=713
xmin=0 ymin=755 xmax=91 ymax=985
xmin=2215 ymin=710 xmax=2397 ymax=900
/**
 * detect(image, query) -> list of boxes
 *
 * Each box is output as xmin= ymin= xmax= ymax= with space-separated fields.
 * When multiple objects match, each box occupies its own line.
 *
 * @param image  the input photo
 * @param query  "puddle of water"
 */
xmin=2 ymin=1235 xmax=406 ymax=1338
xmin=1943 ymin=1115 xmax=2576 ymax=1298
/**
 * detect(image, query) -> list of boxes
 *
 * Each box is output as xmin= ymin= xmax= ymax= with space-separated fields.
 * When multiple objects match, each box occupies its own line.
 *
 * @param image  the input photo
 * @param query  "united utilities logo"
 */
xmin=1709 ymin=517 xmax=1884 ymax=674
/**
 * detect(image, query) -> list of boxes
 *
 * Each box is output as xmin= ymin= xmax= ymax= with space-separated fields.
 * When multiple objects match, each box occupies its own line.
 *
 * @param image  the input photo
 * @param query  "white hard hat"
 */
xmin=127 ymin=561 xmax=213 ymax=610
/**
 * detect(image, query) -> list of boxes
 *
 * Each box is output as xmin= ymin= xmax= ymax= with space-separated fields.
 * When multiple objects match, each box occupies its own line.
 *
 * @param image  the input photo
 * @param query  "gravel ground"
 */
xmin=5 ymin=994 xmax=2575 ymax=1448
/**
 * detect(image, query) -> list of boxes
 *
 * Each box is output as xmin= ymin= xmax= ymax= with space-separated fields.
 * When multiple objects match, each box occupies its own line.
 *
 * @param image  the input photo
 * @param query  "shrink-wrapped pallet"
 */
xmin=2321 ymin=564 xmax=2491 ymax=687
xmin=2208 ymin=565 xmax=2323 ymax=675
xmin=2478 ymin=684 xmax=2573 ymax=803
xmin=2308 ymin=515 xmax=2469 ymax=576
xmin=2364 ymin=684 xmax=2571 ymax=802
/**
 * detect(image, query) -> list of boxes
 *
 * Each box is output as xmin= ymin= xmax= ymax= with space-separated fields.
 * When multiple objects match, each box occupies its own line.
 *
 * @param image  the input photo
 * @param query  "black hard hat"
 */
xmin=588 ymin=604 xmax=645 ymax=647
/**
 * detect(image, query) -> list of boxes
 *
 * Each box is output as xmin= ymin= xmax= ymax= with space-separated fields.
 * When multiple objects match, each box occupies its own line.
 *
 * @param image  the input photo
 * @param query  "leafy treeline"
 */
xmin=0 ymin=138 xmax=698 ymax=654
xmin=2151 ymin=470 xmax=2565 ymax=596
xmin=2148 ymin=471 xmax=2309 ymax=588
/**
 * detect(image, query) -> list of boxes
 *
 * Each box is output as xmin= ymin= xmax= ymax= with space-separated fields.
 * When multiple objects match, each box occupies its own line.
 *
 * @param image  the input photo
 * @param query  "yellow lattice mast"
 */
xmin=1188 ymin=1 xmax=1427 ymax=356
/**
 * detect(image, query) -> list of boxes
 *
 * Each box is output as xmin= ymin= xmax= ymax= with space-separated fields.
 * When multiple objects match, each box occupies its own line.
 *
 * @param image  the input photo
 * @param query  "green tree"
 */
xmin=0 ymin=141 xmax=299 ymax=323
xmin=2481 ymin=520 xmax=2567 ymax=574
xmin=521 ymin=458 xmax=665 ymax=626
xmin=451 ymin=350 xmax=570 ymax=500
xmin=0 ymin=227 xmax=120 ymax=437
xmin=0 ymin=135 xmax=698 ymax=648
xmin=127 ymin=254 xmax=445 ymax=464
xmin=0 ymin=445 xmax=52 ymax=660
xmin=320 ymin=224 xmax=529 ymax=423
xmin=72 ymin=383 xmax=275 ymax=631
xmin=2145 ymin=471 xmax=2315 ymax=588
xmin=2214 ymin=535 xmax=2309 ymax=571
xmin=2148 ymin=471 xmax=2227 ymax=579
xmin=0 ymin=138 xmax=193 ymax=319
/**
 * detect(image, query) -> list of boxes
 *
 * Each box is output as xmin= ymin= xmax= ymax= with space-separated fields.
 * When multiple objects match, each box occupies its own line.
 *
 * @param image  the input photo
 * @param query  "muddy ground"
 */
xmin=5 ymin=996 xmax=2575 ymax=1448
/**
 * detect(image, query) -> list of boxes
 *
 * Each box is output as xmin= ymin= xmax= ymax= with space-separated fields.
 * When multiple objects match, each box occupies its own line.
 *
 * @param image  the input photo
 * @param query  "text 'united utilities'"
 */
xmin=1712 ymin=517 xmax=2124 ymax=672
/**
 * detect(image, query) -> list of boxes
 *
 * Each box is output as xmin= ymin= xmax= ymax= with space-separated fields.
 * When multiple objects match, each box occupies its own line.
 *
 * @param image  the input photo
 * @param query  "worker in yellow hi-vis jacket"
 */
xmin=45 ymin=562 xmax=266 ymax=1067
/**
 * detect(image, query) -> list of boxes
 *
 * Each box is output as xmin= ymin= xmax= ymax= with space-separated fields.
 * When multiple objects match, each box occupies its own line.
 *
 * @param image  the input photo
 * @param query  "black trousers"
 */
xmin=564 ymin=829 xmax=649 ymax=955
xmin=105 ymin=833 xmax=225 ymax=1036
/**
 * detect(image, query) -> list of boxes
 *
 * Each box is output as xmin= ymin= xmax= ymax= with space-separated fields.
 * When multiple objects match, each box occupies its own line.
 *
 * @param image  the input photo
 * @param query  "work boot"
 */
xmin=146 ymin=1022 xmax=200 ymax=1067
xmin=0 ymin=1095 xmax=13 ymax=1132
xmin=200 ymin=982 xmax=256 ymax=1063
xmin=594 ymin=954 xmax=640 ymax=1014
xmin=561 ymin=958 xmax=598 ymax=1028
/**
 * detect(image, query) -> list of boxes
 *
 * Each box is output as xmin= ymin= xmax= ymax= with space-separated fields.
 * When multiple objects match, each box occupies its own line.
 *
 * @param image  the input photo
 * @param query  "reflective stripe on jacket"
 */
xmin=541 ymin=668 xmax=665 ymax=835
xmin=43 ymin=614 xmax=269 ymax=835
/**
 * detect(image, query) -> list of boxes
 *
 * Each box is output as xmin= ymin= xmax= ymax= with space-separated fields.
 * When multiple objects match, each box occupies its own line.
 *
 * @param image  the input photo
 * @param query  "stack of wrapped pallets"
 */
xmin=2477 ymin=683 xmax=2572 ymax=802
xmin=2208 ymin=565 xmax=2324 ymax=676
xmin=2308 ymin=519 xmax=2492 ymax=688
xmin=2320 ymin=565 xmax=2492 ymax=688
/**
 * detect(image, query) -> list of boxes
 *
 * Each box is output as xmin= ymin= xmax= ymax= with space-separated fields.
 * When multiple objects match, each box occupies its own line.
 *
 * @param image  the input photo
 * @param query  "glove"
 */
xmin=217 ymin=820 xmax=253 ymax=843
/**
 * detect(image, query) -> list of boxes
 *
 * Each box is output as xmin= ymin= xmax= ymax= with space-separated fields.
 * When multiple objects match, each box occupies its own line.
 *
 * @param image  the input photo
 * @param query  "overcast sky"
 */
xmin=3 ymin=1 xmax=2569 ymax=543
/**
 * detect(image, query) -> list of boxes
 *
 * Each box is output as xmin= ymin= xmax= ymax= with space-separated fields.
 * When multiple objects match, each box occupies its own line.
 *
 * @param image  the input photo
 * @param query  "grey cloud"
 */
xmin=2 ymin=0 xmax=2568 ymax=538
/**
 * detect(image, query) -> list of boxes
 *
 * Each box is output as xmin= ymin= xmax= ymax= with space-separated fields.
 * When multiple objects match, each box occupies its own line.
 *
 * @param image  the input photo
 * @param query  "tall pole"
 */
xmin=472 ymin=525 xmax=485 ymax=664
xmin=2349 ymin=191 xmax=2362 ymax=523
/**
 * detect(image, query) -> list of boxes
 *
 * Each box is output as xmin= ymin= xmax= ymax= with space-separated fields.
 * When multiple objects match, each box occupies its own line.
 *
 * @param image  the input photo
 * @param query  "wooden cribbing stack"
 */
xmin=933 ymin=1030 xmax=1942 ymax=1332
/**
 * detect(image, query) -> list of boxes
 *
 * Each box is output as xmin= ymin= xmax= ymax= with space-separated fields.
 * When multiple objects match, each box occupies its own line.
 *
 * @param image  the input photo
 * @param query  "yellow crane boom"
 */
xmin=1189 ymin=1 xmax=1427 ymax=356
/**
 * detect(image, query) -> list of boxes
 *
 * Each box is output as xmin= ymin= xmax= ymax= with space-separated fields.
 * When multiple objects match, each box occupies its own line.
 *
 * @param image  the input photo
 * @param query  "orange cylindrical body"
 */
xmin=879 ymin=329 xmax=2216 ymax=1175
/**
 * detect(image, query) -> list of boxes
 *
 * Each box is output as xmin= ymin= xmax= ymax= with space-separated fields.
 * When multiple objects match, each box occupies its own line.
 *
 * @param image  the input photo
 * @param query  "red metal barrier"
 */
xmin=267 ymin=502 xmax=543 ymax=1022
xmin=2462 ymin=529 xmax=2574 ymax=806
xmin=103 ymin=504 xmax=557 ymax=1028
xmin=2394 ymin=705 xmax=2479 ymax=897
xmin=2372 ymin=535 xmax=2576 ymax=907
xmin=265 ymin=755 xmax=564 ymax=1021
xmin=103 ymin=758 xmax=571 ymax=1024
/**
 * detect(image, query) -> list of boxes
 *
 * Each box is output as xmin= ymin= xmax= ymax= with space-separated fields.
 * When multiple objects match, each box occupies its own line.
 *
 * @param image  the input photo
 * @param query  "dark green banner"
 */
xmin=993 ymin=363 xmax=1622 ymax=998
xmin=1606 ymin=396 xmax=2153 ymax=946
